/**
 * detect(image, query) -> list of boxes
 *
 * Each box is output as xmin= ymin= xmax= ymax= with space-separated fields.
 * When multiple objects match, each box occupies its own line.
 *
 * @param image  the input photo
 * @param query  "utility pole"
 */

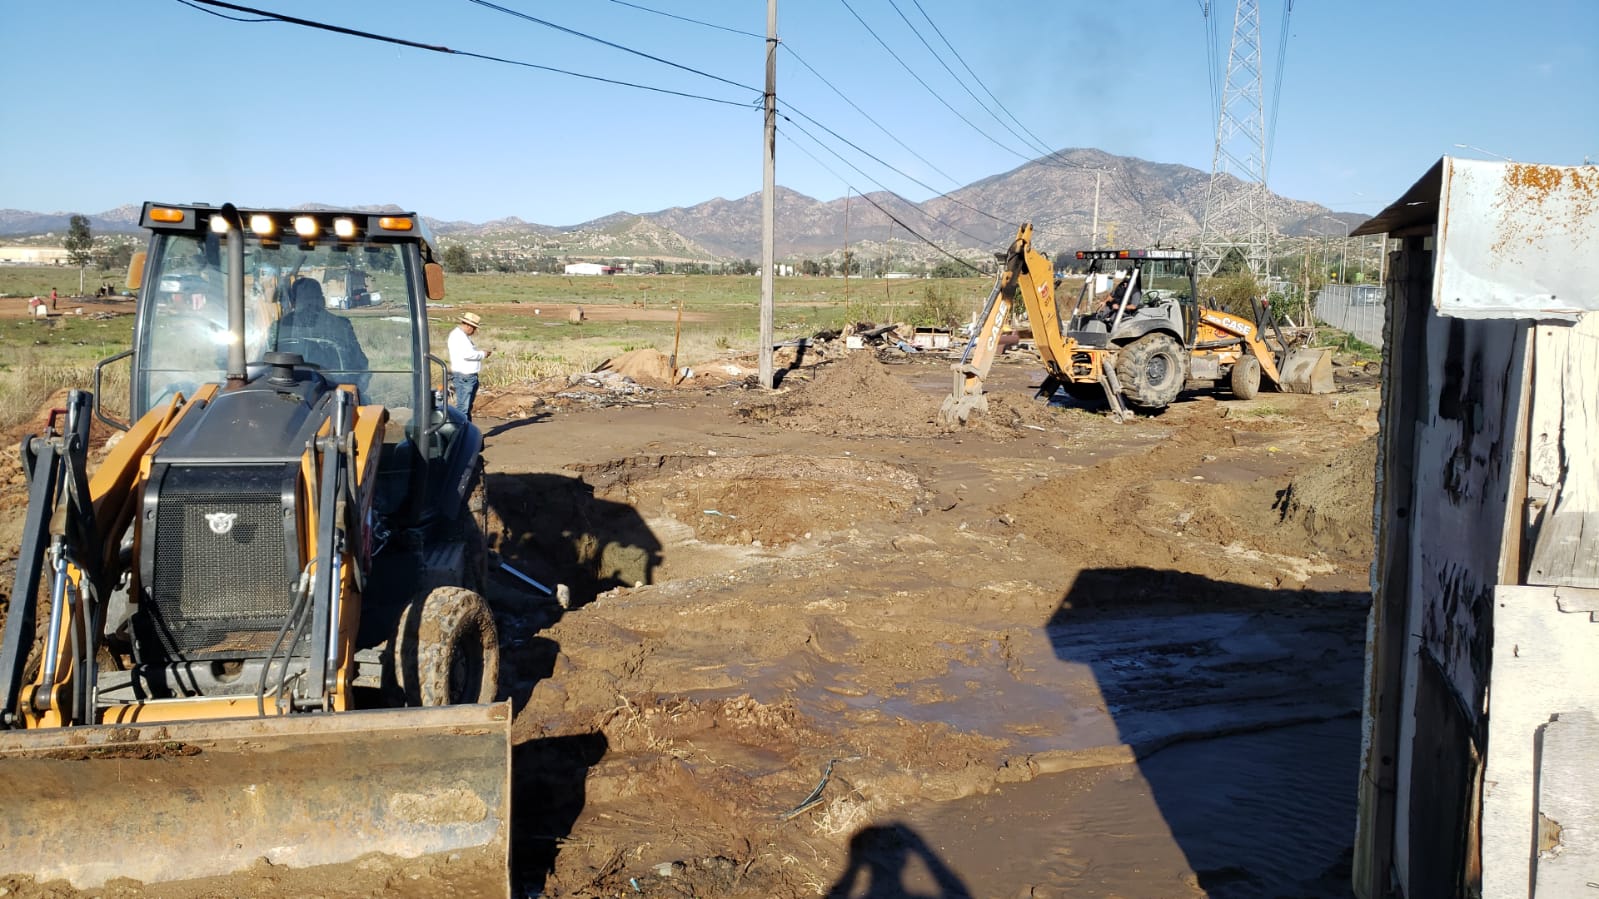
xmin=1090 ymin=169 xmax=1104 ymax=248
xmin=758 ymin=0 xmax=777 ymax=390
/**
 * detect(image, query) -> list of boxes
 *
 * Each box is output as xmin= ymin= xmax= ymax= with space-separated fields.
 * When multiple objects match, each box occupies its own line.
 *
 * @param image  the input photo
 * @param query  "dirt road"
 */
xmin=479 ymin=349 xmax=1378 ymax=898
xmin=0 ymin=347 xmax=1379 ymax=897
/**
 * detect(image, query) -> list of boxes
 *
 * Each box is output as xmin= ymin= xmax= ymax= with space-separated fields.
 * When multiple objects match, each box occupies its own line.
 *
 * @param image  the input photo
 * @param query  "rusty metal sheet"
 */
xmin=0 ymin=702 xmax=511 ymax=892
xmin=1434 ymin=157 xmax=1599 ymax=320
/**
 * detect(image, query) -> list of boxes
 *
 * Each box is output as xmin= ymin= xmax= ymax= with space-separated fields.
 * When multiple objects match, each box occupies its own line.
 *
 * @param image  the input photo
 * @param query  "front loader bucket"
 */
xmin=0 ymin=702 xmax=512 ymax=893
xmin=1276 ymin=347 xmax=1336 ymax=394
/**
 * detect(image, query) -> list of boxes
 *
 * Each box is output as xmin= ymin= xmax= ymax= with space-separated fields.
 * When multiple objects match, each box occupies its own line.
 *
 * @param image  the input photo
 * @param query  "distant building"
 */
xmin=563 ymin=262 xmax=624 ymax=276
xmin=0 ymin=247 xmax=71 ymax=265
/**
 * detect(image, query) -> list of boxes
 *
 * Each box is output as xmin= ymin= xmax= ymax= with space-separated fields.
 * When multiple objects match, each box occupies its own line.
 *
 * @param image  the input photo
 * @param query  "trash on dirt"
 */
xmin=500 ymin=561 xmax=554 ymax=596
xmin=911 ymin=326 xmax=952 ymax=350
xmin=780 ymin=756 xmax=859 ymax=821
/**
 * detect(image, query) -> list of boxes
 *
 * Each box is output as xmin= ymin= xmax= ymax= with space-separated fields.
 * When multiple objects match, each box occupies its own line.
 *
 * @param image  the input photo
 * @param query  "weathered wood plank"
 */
xmin=1533 ymin=710 xmax=1599 ymax=895
xmin=1527 ymin=325 xmax=1568 ymax=492
xmin=1482 ymin=586 xmax=1599 ymax=899
xmin=1527 ymin=314 xmax=1599 ymax=587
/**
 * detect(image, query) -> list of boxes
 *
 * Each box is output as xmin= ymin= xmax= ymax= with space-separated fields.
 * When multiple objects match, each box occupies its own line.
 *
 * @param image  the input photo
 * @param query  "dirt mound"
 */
xmin=1275 ymin=434 xmax=1377 ymax=557
xmin=470 ymin=390 xmax=546 ymax=421
xmin=738 ymin=351 xmax=949 ymax=438
xmin=596 ymin=348 xmax=676 ymax=387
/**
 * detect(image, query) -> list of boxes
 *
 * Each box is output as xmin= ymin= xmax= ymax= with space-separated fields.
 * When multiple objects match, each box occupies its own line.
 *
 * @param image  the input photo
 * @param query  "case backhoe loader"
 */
xmin=0 ymin=203 xmax=511 ymax=891
xmin=941 ymin=224 xmax=1332 ymax=424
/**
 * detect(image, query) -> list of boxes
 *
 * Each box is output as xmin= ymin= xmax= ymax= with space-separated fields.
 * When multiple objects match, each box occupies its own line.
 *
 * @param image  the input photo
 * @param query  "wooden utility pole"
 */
xmin=758 ymin=0 xmax=777 ymax=389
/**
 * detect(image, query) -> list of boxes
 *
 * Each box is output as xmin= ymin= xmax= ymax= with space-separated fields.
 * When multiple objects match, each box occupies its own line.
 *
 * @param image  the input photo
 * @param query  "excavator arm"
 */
xmin=940 ymin=224 xmax=1070 ymax=424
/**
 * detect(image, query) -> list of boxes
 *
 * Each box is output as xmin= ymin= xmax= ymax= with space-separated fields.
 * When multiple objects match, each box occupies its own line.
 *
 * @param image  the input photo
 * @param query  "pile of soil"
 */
xmin=1275 ymin=434 xmax=1378 ymax=557
xmin=738 ymin=351 xmax=950 ymax=437
xmin=595 ymin=348 xmax=677 ymax=387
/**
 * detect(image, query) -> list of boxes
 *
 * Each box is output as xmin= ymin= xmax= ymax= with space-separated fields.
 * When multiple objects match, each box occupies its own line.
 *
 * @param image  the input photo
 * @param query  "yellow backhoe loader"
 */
xmin=0 ymin=203 xmax=511 ymax=891
xmin=941 ymin=224 xmax=1332 ymax=423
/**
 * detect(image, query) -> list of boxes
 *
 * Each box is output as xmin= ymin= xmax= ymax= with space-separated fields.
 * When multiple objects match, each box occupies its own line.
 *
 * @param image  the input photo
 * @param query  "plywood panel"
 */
xmin=1482 ymin=585 xmax=1599 ymax=898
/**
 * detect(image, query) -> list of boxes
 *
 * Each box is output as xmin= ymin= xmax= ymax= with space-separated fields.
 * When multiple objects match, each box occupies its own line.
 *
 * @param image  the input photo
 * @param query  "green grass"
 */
xmin=0 ymin=264 xmax=993 ymax=401
xmin=1312 ymin=321 xmax=1382 ymax=361
xmin=0 ymin=264 xmax=124 ymax=301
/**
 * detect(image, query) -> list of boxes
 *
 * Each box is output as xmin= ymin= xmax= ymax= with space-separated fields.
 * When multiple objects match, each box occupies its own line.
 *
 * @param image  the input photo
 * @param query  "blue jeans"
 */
xmin=451 ymin=372 xmax=479 ymax=420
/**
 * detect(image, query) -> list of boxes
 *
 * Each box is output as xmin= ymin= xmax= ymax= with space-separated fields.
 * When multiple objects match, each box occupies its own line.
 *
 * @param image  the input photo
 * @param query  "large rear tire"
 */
xmin=1115 ymin=332 xmax=1186 ymax=409
xmin=395 ymin=586 xmax=500 ymax=706
xmin=1230 ymin=354 xmax=1262 ymax=400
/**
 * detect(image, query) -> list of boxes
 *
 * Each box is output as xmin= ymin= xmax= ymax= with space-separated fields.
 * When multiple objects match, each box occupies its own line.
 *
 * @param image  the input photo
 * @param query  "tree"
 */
xmin=94 ymin=242 xmax=134 ymax=272
xmin=65 ymin=215 xmax=94 ymax=266
xmin=441 ymin=244 xmax=474 ymax=273
xmin=64 ymin=214 xmax=94 ymax=295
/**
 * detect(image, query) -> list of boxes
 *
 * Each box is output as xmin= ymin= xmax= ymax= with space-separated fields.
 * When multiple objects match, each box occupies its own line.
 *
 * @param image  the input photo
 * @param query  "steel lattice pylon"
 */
xmin=1198 ymin=0 xmax=1272 ymax=280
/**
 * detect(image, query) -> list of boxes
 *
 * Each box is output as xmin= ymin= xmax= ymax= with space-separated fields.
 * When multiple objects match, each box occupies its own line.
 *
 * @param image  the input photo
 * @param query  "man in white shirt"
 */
xmin=447 ymin=312 xmax=491 ymax=420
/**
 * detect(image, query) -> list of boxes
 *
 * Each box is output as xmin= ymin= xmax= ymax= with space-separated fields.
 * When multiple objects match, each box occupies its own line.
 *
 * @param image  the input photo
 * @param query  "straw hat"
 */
xmin=459 ymin=312 xmax=482 ymax=328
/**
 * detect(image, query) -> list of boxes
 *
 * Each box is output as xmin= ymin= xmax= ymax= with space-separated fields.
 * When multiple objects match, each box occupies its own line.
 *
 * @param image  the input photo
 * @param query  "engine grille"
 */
xmin=147 ymin=465 xmax=297 ymax=659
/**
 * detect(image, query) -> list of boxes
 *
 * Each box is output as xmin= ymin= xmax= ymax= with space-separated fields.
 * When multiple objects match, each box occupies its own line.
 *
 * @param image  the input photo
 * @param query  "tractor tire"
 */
xmin=1230 ymin=354 xmax=1262 ymax=400
xmin=395 ymin=586 xmax=500 ymax=706
xmin=1115 ymin=332 xmax=1186 ymax=409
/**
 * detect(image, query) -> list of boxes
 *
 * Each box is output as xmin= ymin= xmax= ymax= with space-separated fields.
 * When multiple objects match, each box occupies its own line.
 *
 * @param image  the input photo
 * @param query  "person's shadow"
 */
xmin=482 ymin=410 xmax=552 ymax=438
xmin=825 ymin=823 xmax=972 ymax=898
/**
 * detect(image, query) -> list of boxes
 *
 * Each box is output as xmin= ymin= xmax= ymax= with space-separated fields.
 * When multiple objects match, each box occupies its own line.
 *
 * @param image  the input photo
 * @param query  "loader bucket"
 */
xmin=0 ymin=702 xmax=512 ymax=893
xmin=1276 ymin=347 xmax=1336 ymax=394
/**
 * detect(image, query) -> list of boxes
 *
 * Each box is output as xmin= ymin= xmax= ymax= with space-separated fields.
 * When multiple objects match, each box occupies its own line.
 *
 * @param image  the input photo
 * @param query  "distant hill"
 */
xmin=0 ymin=148 xmax=1368 ymax=263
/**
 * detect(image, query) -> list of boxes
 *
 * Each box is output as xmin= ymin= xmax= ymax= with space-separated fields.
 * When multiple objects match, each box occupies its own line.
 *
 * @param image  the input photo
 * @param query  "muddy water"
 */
xmin=879 ymin=719 xmax=1359 ymax=898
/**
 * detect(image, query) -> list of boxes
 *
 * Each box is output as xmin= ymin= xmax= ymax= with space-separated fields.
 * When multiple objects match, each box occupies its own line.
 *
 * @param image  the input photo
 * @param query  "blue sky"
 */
xmin=2 ymin=1 xmax=1595 ymax=227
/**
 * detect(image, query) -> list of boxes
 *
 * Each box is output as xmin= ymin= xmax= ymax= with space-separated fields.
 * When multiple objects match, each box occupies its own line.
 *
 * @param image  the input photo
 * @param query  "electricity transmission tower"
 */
xmin=1198 ymin=0 xmax=1272 ymax=280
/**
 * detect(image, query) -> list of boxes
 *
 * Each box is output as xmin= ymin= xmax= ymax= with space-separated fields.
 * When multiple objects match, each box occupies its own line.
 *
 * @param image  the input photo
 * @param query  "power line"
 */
xmin=781 ymin=100 xmax=1019 ymax=232
xmin=778 ymin=124 xmax=984 ymax=273
xmin=834 ymin=0 xmax=1074 ymax=172
xmin=776 ymin=111 xmax=1009 ymax=247
xmin=779 ymin=117 xmax=1005 ymax=251
xmin=904 ymin=0 xmax=1084 ymax=172
xmin=175 ymin=0 xmax=272 ymax=22
xmin=464 ymin=0 xmax=759 ymax=95
xmin=882 ymin=0 xmax=1055 ymax=162
xmin=177 ymin=0 xmax=759 ymax=107
xmin=601 ymin=0 xmax=764 ymax=40
xmin=1265 ymin=0 xmax=1295 ymax=179
xmin=782 ymin=45 xmax=962 ymax=187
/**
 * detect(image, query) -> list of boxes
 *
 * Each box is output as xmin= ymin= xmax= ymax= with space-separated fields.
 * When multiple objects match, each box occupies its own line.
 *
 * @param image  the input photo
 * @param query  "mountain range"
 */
xmin=0 ymin=149 xmax=1367 ymax=264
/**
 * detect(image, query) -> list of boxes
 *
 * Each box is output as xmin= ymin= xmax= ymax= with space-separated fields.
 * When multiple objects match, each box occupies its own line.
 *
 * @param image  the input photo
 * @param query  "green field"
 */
xmin=0 ymin=265 xmax=991 ymax=429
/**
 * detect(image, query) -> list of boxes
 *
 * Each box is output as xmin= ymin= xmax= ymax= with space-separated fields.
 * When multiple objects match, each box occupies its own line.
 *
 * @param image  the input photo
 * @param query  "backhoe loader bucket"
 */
xmin=1275 ymin=347 xmax=1336 ymax=394
xmin=0 ymin=703 xmax=512 ymax=893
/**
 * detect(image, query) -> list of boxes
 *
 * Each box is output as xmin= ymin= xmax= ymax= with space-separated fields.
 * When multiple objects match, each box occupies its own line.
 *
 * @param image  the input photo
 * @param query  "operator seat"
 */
xmin=275 ymin=279 xmax=370 ymax=386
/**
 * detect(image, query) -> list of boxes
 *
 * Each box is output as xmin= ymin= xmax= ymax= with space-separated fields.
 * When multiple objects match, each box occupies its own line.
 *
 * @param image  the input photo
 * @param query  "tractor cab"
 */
xmin=101 ymin=202 xmax=479 ymax=529
xmin=1065 ymin=249 xmax=1200 ymax=350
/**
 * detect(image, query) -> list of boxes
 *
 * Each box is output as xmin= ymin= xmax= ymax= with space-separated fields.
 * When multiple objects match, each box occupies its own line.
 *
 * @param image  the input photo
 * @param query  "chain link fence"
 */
xmin=1314 ymin=284 xmax=1385 ymax=350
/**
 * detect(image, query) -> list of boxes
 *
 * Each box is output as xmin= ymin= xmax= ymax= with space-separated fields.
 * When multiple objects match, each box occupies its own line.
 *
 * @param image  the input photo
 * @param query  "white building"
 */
xmin=563 ymin=262 xmax=607 ymax=276
xmin=0 ymin=247 xmax=71 ymax=265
